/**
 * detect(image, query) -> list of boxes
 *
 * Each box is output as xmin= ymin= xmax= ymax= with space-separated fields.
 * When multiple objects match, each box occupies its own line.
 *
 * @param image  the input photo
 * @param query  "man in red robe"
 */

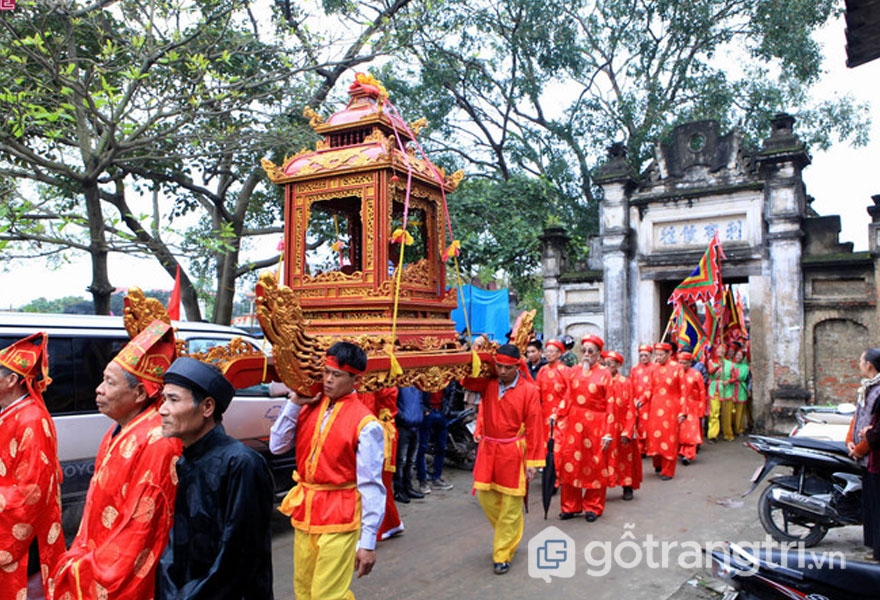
xmin=645 ymin=342 xmax=686 ymax=480
xmin=554 ymin=335 xmax=614 ymax=522
xmin=678 ymin=351 xmax=707 ymax=464
xmin=358 ymin=387 xmax=404 ymax=540
xmin=630 ymin=344 xmax=654 ymax=456
xmin=463 ymin=344 xmax=543 ymax=575
xmin=52 ymin=320 xmax=183 ymax=600
xmin=533 ymin=339 xmax=569 ymax=450
xmin=0 ymin=333 xmax=64 ymax=600
xmin=602 ymin=350 xmax=641 ymax=501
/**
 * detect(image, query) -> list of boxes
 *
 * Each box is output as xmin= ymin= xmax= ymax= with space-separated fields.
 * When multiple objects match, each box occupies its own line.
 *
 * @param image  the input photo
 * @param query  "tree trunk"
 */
xmin=178 ymin=268 xmax=202 ymax=322
xmin=83 ymin=182 xmax=114 ymax=314
xmin=213 ymin=242 xmax=240 ymax=325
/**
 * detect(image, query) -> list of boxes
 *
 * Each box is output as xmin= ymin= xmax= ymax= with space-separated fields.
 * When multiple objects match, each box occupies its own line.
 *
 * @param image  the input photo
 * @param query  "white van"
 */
xmin=0 ymin=312 xmax=294 ymax=534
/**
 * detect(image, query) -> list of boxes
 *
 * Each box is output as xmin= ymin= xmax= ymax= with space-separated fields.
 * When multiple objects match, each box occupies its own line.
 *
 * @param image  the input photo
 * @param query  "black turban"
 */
xmin=164 ymin=357 xmax=235 ymax=414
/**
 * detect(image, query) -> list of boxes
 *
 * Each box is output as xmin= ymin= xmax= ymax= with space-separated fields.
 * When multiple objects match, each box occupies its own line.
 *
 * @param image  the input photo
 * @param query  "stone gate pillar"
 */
xmin=755 ymin=114 xmax=811 ymax=426
xmin=595 ymin=143 xmax=635 ymax=358
xmin=539 ymin=227 xmax=570 ymax=338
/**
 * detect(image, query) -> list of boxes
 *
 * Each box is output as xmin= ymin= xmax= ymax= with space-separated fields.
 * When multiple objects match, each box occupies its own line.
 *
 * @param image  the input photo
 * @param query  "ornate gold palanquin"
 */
xmin=261 ymin=75 xmax=465 ymax=352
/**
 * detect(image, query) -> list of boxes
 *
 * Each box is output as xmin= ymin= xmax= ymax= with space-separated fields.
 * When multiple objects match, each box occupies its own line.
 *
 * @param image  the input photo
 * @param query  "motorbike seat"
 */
xmin=756 ymin=549 xmax=880 ymax=593
xmin=786 ymin=436 xmax=850 ymax=456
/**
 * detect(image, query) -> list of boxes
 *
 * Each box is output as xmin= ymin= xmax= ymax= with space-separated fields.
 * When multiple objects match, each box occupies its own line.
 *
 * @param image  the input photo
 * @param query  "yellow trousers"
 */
xmin=707 ymin=399 xmax=734 ymax=441
xmin=294 ymin=529 xmax=359 ymax=600
xmin=733 ymin=401 xmax=748 ymax=435
xmin=477 ymin=489 xmax=524 ymax=563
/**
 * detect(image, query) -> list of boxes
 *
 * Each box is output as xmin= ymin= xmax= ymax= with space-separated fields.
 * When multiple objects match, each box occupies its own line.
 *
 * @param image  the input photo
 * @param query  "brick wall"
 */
xmin=813 ymin=318 xmax=868 ymax=405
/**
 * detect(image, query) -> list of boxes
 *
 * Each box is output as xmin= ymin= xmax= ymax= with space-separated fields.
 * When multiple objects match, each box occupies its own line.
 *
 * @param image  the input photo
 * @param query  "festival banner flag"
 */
xmin=722 ymin=285 xmax=743 ymax=341
xmin=668 ymin=233 xmax=725 ymax=306
xmin=677 ymin=301 xmax=707 ymax=358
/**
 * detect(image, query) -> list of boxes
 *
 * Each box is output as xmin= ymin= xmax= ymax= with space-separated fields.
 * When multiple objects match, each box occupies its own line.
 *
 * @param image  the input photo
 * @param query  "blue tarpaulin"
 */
xmin=450 ymin=285 xmax=510 ymax=342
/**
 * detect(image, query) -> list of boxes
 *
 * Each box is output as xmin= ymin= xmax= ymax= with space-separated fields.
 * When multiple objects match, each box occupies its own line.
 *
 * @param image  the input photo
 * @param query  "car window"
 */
xmin=185 ymin=336 xmax=258 ymax=355
xmin=0 ymin=334 xmax=127 ymax=415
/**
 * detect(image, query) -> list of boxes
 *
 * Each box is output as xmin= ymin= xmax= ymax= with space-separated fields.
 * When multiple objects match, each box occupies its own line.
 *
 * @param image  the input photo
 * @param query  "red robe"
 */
xmin=358 ymin=388 xmax=402 ymax=540
xmin=679 ymin=367 xmax=707 ymax=447
xmin=465 ymin=375 xmax=544 ymax=496
xmin=645 ymin=361 xmax=686 ymax=461
xmin=534 ymin=361 xmax=569 ymax=446
xmin=555 ymin=364 xmax=615 ymax=489
xmin=609 ymin=373 xmax=641 ymax=489
xmin=630 ymin=362 xmax=654 ymax=444
xmin=52 ymin=405 xmax=182 ymax=600
xmin=0 ymin=394 xmax=65 ymax=600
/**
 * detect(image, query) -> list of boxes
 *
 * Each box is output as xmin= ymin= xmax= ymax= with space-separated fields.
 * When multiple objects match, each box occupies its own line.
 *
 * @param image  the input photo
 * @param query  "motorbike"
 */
xmin=744 ymin=434 xmax=863 ymax=547
xmin=706 ymin=541 xmax=880 ymax=600
xmin=440 ymin=406 xmax=478 ymax=468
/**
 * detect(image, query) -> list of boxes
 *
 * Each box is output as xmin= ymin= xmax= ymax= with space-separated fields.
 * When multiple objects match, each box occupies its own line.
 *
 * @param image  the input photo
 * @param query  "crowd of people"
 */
xmin=0 ymin=323 xmax=757 ymax=599
xmin=0 ymin=323 xmax=275 ymax=600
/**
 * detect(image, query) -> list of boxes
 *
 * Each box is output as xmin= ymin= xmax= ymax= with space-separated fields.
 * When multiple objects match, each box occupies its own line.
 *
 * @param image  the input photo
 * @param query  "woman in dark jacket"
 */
xmin=857 ymin=347 xmax=880 ymax=561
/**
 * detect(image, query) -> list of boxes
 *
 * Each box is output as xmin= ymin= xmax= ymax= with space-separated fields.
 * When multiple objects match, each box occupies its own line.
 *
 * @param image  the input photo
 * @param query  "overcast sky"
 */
xmin=1 ymin=17 xmax=877 ymax=312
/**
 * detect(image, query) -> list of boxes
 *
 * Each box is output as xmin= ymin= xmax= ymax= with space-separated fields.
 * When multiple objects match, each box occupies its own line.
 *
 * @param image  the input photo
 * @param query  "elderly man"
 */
xmin=534 ymin=339 xmax=569 ymax=450
xmin=0 ymin=333 xmax=64 ymax=600
xmin=53 ymin=320 xmax=182 ymax=599
xmin=270 ymin=341 xmax=385 ymax=600
xmin=677 ymin=351 xmax=707 ymax=465
xmin=645 ymin=342 xmax=686 ymax=480
xmin=555 ymin=335 xmax=614 ymax=522
xmin=156 ymin=357 xmax=274 ymax=599
xmin=463 ymin=344 xmax=544 ymax=575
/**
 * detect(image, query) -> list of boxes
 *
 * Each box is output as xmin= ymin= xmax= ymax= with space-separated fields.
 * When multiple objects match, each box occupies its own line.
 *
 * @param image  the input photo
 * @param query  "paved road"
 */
xmin=269 ymin=440 xmax=865 ymax=599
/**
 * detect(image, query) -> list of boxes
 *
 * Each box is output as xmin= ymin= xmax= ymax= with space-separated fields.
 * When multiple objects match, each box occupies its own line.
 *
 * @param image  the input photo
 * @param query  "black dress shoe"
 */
xmin=493 ymin=562 xmax=510 ymax=575
xmin=558 ymin=511 xmax=580 ymax=520
xmin=660 ymin=475 xmax=673 ymax=481
xmin=681 ymin=458 xmax=691 ymax=466
xmin=622 ymin=486 xmax=633 ymax=501
xmin=584 ymin=512 xmax=598 ymax=522
xmin=654 ymin=465 xmax=662 ymax=474
xmin=406 ymin=487 xmax=425 ymax=499
xmin=394 ymin=490 xmax=410 ymax=504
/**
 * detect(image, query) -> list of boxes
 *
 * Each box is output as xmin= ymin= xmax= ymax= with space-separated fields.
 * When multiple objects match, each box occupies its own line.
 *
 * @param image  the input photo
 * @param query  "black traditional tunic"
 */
xmin=156 ymin=425 xmax=274 ymax=599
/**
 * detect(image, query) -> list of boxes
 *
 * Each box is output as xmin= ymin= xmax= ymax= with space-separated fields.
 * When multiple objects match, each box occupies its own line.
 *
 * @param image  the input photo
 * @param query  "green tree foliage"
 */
xmin=379 ymin=0 xmax=869 ymax=321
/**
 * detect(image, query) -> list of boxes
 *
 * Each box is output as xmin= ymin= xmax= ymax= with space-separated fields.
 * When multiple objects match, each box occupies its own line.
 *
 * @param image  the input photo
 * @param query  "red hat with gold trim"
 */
xmin=545 ymin=339 xmax=565 ymax=354
xmin=638 ymin=344 xmax=653 ymax=354
xmin=603 ymin=350 xmax=624 ymax=365
xmin=0 ymin=332 xmax=52 ymax=401
xmin=581 ymin=335 xmax=604 ymax=351
xmin=654 ymin=342 xmax=673 ymax=352
xmin=112 ymin=319 xmax=176 ymax=399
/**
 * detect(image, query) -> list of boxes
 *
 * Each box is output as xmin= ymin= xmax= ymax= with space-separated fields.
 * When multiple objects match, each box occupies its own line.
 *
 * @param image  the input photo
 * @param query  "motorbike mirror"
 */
xmin=836 ymin=402 xmax=856 ymax=415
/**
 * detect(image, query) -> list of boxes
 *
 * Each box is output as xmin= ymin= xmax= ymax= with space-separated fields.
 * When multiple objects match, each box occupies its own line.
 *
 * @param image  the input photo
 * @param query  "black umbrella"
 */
xmin=542 ymin=425 xmax=557 ymax=519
